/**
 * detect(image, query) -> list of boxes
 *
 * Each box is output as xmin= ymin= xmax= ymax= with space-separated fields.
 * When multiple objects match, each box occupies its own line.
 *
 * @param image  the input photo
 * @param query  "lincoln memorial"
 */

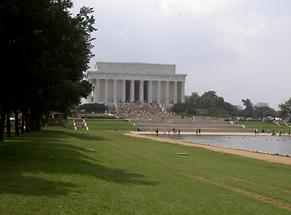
xmin=87 ymin=62 xmax=187 ymax=106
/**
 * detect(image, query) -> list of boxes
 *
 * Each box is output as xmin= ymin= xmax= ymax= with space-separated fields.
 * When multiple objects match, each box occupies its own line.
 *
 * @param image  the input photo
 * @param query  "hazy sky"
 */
xmin=72 ymin=0 xmax=291 ymax=109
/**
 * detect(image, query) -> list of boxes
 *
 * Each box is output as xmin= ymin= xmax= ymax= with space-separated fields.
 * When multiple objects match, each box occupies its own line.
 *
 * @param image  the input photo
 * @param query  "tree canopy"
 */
xmin=172 ymin=92 xmax=281 ymax=119
xmin=241 ymin=98 xmax=255 ymax=118
xmin=173 ymin=91 xmax=239 ymax=117
xmin=278 ymin=98 xmax=291 ymax=119
xmin=0 ymin=0 xmax=95 ymax=142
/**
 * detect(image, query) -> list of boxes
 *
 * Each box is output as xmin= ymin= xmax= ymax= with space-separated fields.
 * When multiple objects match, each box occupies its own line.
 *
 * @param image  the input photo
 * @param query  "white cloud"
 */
xmin=116 ymin=31 xmax=129 ymax=43
xmin=72 ymin=0 xmax=291 ymax=108
xmin=159 ymin=0 xmax=241 ymax=16
xmin=214 ymin=12 xmax=268 ymax=55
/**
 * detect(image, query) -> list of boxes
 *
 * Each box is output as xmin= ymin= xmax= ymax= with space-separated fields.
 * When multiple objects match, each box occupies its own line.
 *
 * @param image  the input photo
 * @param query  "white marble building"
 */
xmin=87 ymin=62 xmax=187 ymax=106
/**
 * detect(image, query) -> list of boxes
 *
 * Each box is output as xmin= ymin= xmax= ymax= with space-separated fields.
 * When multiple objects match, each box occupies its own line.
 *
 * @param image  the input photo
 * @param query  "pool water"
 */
xmin=171 ymin=135 xmax=291 ymax=156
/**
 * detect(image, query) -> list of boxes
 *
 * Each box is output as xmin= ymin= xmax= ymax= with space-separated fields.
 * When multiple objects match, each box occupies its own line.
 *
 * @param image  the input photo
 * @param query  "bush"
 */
xmin=79 ymin=103 xmax=106 ymax=113
xmin=172 ymin=103 xmax=186 ymax=113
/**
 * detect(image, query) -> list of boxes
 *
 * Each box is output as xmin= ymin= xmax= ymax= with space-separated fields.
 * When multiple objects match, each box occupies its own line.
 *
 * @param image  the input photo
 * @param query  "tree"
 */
xmin=0 ymin=0 xmax=95 ymax=142
xmin=172 ymin=90 xmax=239 ymax=117
xmin=172 ymin=102 xmax=186 ymax=113
xmin=278 ymin=98 xmax=291 ymax=119
xmin=185 ymin=92 xmax=199 ymax=114
xmin=198 ymin=91 xmax=225 ymax=109
xmin=254 ymin=106 xmax=276 ymax=119
xmin=242 ymin=98 xmax=255 ymax=118
xmin=224 ymin=102 xmax=239 ymax=117
xmin=79 ymin=103 xmax=106 ymax=113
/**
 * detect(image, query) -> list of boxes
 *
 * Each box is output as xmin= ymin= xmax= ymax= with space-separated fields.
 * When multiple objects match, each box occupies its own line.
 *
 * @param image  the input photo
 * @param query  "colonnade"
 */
xmin=90 ymin=79 xmax=185 ymax=106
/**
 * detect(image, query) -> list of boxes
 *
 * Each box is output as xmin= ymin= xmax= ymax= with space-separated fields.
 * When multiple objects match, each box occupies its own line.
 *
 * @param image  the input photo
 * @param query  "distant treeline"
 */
xmin=172 ymin=91 xmax=291 ymax=119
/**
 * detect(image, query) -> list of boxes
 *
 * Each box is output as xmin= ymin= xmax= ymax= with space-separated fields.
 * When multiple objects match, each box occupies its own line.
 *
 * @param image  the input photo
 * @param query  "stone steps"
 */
xmin=133 ymin=116 xmax=250 ymax=133
xmin=73 ymin=118 xmax=89 ymax=131
xmin=137 ymin=127 xmax=252 ymax=133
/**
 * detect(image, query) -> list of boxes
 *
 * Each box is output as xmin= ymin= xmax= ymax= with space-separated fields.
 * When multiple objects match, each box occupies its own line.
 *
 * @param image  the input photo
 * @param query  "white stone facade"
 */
xmin=87 ymin=62 xmax=187 ymax=106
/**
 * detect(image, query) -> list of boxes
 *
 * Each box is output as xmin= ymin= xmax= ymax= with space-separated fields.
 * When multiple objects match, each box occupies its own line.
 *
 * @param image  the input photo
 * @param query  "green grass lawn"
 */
xmin=86 ymin=119 xmax=135 ymax=131
xmin=1 ymin=120 xmax=291 ymax=214
xmin=238 ymin=121 xmax=291 ymax=132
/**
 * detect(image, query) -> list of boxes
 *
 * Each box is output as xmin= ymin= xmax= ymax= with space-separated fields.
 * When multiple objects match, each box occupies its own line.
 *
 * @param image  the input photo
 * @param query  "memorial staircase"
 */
xmin=116 ymin=102 xmax=252 ymax=133
xmin=131 ymin=115 xmax=252 ymax=133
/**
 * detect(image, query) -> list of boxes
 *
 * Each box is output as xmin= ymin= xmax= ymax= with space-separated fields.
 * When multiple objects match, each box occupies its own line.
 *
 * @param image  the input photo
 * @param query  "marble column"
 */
xmin=157 ymin=81 xmax=161 ymax=103
xmin=104 ymin=79 xmax=108 ymax=103
xmin=122 ymin=79 xmax=126 ymax=102
xmin=174 ymin=81 xmax=177 ymax=104
xmin=165 ymin=81 xmax=169 ymax=105
xmin=94 ymin=79 xmax=100 ymax=103
xmin=88 ymin=80 xmax=94 ymax=103
xmin=181 ymin=81 xmax=185 ymax=103
xmin=130 ymin=80 xmax=135 ymax=102
xmin=148 ymin=80 xmax=152 ymax=103
xmin=139 ymin=80 xmax=144 ymax=102
xmin=113 ymin=79 xmax=117 ymax=105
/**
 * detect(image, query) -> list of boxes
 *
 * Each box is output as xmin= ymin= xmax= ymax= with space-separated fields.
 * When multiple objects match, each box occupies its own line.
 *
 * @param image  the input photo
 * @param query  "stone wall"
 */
xmin=96 ymin=62 xmax=175 ymax=75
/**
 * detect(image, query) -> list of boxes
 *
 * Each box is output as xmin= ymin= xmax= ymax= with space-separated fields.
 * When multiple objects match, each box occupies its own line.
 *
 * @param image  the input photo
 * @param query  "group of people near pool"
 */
xmin=155 ymin=127 xmax=183 ymax=136
xmin=155 ymin=127 xmax=291 ymax=136
xmin=155 ymin=128 xmax=203 ymax=136
xmin=255 ymin=129 xmax=291 ymax=136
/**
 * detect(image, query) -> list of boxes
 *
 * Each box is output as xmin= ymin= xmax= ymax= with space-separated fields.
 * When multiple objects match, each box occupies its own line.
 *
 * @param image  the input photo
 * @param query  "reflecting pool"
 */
xmin=171 ymin=135 xmax=291 ymax=156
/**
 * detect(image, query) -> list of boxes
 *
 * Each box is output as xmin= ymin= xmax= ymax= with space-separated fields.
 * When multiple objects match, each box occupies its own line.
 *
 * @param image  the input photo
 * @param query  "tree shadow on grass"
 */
xmin=0 ymin=129 xmax=158 ymax=197
xmin=0 ymin=174 xmax=77 ymax=197
xmin=39 ymin=128 xmax=108 ymax=141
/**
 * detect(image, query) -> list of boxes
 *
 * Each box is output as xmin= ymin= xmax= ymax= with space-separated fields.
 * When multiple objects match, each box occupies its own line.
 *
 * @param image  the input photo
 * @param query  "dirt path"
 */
xmin=125 ymin=131 xmax=291 ymax=166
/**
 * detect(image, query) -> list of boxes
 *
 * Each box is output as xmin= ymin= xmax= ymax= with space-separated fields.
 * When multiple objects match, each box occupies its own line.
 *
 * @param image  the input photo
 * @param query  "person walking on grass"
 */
xmin=155 ymin=128 xmax=159 ymax=136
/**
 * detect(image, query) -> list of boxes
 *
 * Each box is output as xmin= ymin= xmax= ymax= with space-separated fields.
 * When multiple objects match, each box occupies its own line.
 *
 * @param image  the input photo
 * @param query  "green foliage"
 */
xmin=242 ymin=98 xmax=255 ymax=118
xmin=175 ymin=93 xmax=279 ymax=119
xmin=171 ymin=102 xmax=186 ymax=113
xmin=198 ymin=91 xmax=224 ymax=108
xmin=48 ymin=119 xmax=74 ymax=129
xmin=185 ymin=92 xmax=199 ymax=113
xmin=241 ymin=99 xmax=276 ymax=119
xmin=278 ymin=98 xmax=291 ymax=118
xmin=176 ymin=91 xmax=239 ymax=116
xmin=254 ymin=106 xmax=276 ymax=118
xmin=79 ymin=103 xmax=106 ymax=113
xmin=0 ymin=0 xmax=95 ymax=140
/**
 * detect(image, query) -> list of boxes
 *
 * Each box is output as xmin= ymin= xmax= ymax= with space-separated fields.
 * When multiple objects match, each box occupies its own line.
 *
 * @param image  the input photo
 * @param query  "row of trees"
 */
xmin=241 ymin=98 xmax=291 ymax=119
xmin=0 ymin=0 xmax=95 ymax=142
xmin=172 ymin=91 xmax=291 ymax=119
xmin=172 ymin=91 xmax=238 ymax=116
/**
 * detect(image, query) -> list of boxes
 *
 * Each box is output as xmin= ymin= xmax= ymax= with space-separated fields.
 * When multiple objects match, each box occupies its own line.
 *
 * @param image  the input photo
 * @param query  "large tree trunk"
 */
xmin=21 ymin=111 xmax=25 ymax=134
xmin=30 ymin=108 xmax=41 ymax=131
xmin=14 ymin=109 xmax=20 ymax=136
xmin=6 ymin=111 xmax=11 ymax=137
xmin=25 ymin=110 xmax=30 ymax=133
xmin=0 ymin=109 xmax=6 ymax=143
xmin=42 ymin=112 xmax=50 ymax=127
